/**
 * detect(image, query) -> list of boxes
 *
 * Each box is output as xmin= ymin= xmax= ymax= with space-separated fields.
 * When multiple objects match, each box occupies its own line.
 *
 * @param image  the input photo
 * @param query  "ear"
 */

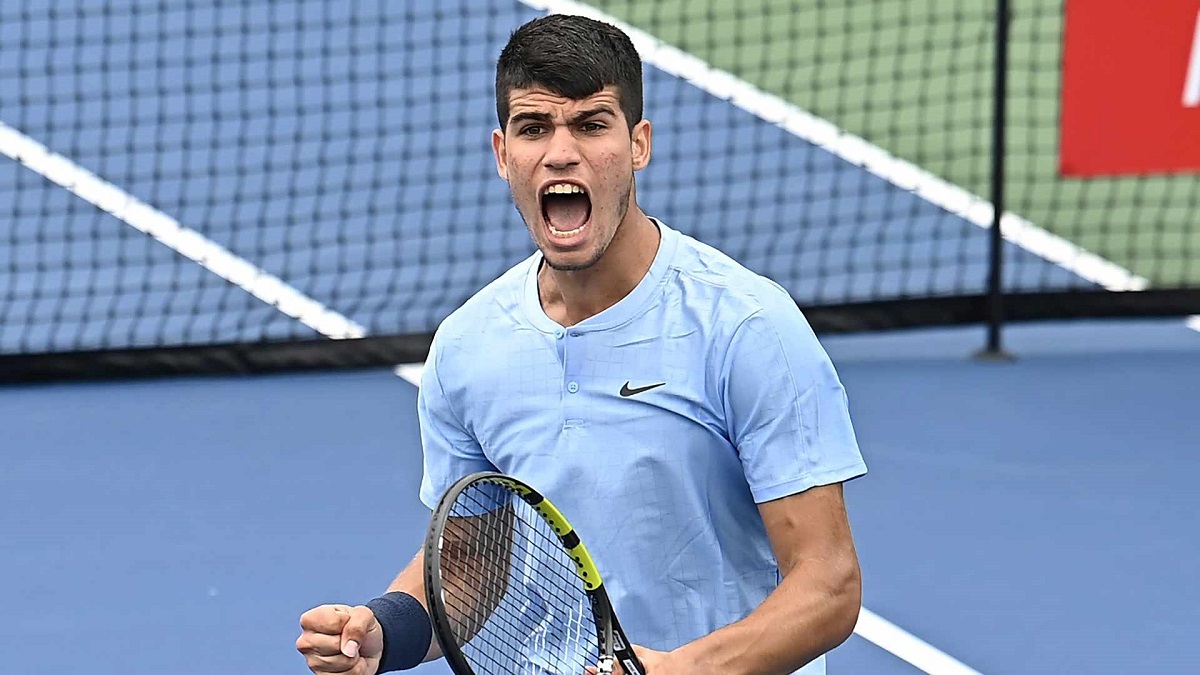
xmin=630 ymin=119 xmax=652 ymax=171
xmin=492 ymin=128 xmax=509 ymax=181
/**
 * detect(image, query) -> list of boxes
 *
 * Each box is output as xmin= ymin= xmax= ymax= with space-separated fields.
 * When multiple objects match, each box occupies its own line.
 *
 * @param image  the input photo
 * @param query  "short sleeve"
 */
xmin=721 ymin=301 xmax=867 ymax=503
xmin=417 ymin=336 xmax=495 ymax=509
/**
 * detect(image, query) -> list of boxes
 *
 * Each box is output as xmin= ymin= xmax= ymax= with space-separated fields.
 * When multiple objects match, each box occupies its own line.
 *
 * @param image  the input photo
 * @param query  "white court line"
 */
xmin=855 ymin=608 xmax=984 ymax=675
xmin=0 ymin=120 xmax=367 ymax=340
xmin=395 ymin=363 xmax=424 ymax=386
xmin=524 ymin=0 xmax=1200 ymax=335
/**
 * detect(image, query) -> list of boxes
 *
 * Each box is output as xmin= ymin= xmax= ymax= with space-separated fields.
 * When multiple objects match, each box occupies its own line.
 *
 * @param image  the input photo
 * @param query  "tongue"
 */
xmin=545 ymin=194 xmax=590 ymax=232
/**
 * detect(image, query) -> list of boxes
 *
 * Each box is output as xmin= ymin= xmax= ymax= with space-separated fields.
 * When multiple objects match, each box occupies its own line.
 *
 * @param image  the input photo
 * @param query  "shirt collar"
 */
xmin=522 ymin=217 xmax=679 ymax=334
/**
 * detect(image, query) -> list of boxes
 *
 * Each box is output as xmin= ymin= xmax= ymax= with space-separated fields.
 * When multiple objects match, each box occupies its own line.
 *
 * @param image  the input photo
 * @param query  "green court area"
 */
xmin=591 ymin=0 xmax=1199 ymax=286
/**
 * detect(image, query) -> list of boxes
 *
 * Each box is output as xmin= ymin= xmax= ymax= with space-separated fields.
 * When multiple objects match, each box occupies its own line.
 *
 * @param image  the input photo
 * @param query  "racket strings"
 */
xmin=443 ymin=494 xmax=590 ymax=674
xmin=449 ymin=488 xmax=595 ymax=672
xmin=438 ymin=482 xmax=600 ymax=674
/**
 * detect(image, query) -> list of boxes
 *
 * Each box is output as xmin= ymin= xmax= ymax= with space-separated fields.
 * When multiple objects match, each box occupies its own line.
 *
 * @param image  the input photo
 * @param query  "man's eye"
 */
xmin=581 ymin=122 xmax=606 ymax=133
xmin=519 ymin=125 xmax=545 ymax=137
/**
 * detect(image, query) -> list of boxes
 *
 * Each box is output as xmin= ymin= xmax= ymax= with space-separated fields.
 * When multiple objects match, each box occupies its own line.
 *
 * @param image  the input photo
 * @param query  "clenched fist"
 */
xmin=297 ymin=604 xmax=385 ymax=675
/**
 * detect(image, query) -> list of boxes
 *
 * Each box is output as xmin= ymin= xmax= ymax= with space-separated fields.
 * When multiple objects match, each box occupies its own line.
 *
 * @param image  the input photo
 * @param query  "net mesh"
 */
xmin=1 ymin=1 xmax=1196 ymax=365
xmin=1005 ymin=0 xmax=1200 ymax=288
xmin=435 ymin=480 xmax=600 ymax=675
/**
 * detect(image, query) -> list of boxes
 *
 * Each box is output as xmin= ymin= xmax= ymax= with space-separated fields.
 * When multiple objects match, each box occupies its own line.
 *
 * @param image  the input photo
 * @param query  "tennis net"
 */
xmin=2 ymin=0 xmax=1197 ymax=380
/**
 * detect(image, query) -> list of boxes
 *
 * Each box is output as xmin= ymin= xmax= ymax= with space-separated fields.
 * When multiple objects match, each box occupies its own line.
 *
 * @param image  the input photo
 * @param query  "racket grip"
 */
xmin=614 ymin=648 xmax=646 ymax=675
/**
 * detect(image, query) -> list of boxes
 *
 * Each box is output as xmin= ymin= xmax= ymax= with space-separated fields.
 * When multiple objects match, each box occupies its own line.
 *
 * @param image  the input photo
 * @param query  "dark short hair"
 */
xmin=495 ymin=14 xmax=643 ymax=131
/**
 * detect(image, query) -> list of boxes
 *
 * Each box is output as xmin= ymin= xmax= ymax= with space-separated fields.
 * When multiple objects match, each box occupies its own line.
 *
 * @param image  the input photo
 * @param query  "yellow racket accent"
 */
xmin=563 ymin=539 xmax=602 ymax=591
xmin=488 ymin=475 xmax=602 ymax=591
xmin=490 ymin=476 xmax=533 ymax=497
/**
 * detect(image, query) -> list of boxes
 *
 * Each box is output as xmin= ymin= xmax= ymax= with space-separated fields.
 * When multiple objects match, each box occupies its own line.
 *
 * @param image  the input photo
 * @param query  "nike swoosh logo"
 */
xmin=620 ymin=381 xmax=666 ymax=397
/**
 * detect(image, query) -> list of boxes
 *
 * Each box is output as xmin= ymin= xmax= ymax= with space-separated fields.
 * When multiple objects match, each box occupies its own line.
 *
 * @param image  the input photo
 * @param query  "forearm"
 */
xmin=384 ymin=549 xmax=443 ymax=662
xmin=384 ymin=518 xmax=513 ymax=664
xmin=676 ymin=555 xmax=861 ymax=675
xmin=386 ymin=549 xmax=427 ymax=597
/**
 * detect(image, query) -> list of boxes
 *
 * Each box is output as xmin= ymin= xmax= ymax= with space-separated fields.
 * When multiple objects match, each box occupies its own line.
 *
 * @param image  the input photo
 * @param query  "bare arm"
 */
xmin=389 ymin=505 xmax=516 ymax=663
xmin=671 ymin=483 xmax=862 ymax=675
xmin=385 ymin=548 xmax=444 ymax=662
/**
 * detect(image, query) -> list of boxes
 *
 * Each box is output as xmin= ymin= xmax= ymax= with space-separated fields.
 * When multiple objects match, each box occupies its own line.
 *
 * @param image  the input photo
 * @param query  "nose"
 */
xmin=543 ymin=127 xmax=581 ymax=170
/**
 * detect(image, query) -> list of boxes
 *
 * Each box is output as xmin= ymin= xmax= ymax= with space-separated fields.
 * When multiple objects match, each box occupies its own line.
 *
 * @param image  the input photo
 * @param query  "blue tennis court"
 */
xmin=4 ymin=317 xmax=1198 ymax=674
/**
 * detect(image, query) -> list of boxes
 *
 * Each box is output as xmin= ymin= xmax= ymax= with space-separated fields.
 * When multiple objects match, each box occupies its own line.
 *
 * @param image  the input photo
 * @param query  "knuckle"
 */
xmin=302 ymin=604 xmax=350 ymax=633
xmin=351 ymin=605 xmax=376 ymax=628
xmin=299 ymin=605 xmax=327 ymax=627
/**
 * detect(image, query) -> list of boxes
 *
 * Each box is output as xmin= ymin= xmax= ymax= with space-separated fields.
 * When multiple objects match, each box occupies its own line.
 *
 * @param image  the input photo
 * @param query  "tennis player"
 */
xmin=297 ymin=14 xmax=867 ymax=675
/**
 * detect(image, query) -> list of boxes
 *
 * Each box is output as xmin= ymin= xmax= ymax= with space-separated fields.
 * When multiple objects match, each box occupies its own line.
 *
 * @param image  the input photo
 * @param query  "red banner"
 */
xmin=1060 ymin=0 xmax=1200 ymax=176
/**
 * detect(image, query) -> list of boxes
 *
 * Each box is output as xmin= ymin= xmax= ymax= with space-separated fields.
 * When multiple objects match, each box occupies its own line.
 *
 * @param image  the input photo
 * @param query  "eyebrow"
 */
xmin=508 ymin=111 xmax=553 ymax=128
xmin=567 ymin=105 xmax=617 ymax=126
xmin=508 ymin=105 xmax=617 ymax=129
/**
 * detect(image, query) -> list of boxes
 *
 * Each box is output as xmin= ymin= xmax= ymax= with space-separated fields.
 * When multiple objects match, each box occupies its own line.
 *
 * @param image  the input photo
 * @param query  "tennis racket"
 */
xmin=423 ymin=471 xmax=646 ymax=675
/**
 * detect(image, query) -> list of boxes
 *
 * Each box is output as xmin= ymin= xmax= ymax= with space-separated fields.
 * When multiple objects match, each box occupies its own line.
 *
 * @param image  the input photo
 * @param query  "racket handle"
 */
xmin=614 ymin=646 xmax=646 ymax=675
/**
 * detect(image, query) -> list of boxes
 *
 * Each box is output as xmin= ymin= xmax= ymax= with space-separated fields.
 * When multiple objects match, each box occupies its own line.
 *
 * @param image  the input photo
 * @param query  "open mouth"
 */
xmin=540 ymin=183 xmax=592 ymax=239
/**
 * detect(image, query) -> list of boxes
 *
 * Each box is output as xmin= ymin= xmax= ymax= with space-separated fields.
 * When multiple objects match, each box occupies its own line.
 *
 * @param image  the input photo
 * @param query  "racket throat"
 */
xmin=593 ymin=588 xmax=634 ymax=674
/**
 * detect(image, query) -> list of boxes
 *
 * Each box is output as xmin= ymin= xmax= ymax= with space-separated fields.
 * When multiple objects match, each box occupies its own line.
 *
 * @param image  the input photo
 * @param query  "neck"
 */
xmin=538 ymin=208 xmax=660 ymax=327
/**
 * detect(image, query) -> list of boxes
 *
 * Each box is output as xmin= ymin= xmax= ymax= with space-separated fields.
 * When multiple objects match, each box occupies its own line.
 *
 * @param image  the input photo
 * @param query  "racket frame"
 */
xmin=423 ymin=471 xmax=645 ymax=675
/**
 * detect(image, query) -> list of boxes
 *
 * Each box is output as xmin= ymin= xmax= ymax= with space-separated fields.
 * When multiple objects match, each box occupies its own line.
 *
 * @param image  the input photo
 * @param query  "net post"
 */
xmin=976 ymin=0 xmax=1017 ymax=362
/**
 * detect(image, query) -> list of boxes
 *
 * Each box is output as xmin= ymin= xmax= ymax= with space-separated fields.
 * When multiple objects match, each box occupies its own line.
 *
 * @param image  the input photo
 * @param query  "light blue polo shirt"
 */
xmin=418 ymin=220 xmax=867 ymax=674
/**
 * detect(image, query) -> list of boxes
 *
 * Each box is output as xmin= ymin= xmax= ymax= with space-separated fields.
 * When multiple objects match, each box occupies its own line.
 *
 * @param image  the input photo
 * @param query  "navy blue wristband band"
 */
xmin=365 ymin=591 xmax=433 ymax=673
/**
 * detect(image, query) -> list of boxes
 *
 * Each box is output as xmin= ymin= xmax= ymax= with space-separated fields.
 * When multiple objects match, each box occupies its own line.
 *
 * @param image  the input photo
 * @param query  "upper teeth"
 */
xmin=543 ymin=183 xmax=584 ymax=195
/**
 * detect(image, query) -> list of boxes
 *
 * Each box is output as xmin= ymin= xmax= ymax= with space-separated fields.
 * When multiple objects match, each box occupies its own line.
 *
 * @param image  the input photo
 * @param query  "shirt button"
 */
xmin=567 ymin=381 xmax=579 ymax=393
xmin=569 ymin=331 xmax=579 ymax=337
xmin=555 ymin=329 xmax=564 ymax=339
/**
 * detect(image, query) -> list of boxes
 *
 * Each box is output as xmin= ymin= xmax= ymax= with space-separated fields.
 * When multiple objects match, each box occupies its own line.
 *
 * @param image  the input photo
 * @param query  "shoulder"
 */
xmin=655 ymin=224 xmax=832 ymax=389
xmin=664 ymin=225 xmax=809 ymax=335
xmin=428 ymin=253 xmax=537 ymax=368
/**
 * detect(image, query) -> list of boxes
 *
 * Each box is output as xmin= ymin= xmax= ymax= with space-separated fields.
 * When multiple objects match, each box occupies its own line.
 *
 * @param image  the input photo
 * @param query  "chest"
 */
xmin=454 ymin=325 xmax=730 ymax=472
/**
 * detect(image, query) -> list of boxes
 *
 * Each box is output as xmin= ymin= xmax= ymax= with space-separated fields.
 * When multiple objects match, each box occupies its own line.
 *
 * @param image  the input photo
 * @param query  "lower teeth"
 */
xmin=549 ymin=223 xmax=586 ymax=237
